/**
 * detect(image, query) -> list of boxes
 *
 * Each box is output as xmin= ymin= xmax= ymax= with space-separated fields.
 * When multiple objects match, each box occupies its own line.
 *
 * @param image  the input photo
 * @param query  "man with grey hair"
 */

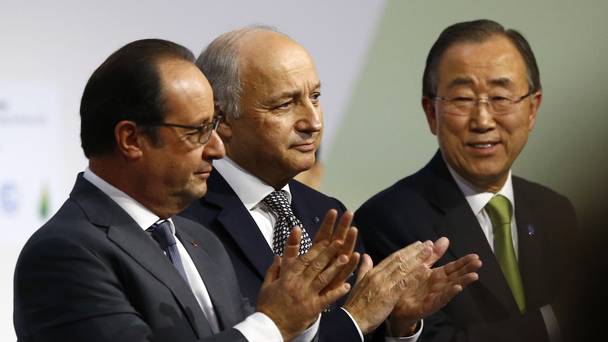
xmin=14 ymin=38 xmax=365 ymax=342
xmin=356 ymin=19 xmax=576 ymax=342
xmin=182 ymin=26 xmax=482 ymax=341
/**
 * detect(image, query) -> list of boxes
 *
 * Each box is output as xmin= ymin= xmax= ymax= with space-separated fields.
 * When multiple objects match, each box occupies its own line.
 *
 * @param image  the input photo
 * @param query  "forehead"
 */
xmin=157 ymin=59 xmax=214 ymax=122
xmin=238 ymin=32 xmax=320 ymax=96
xmin=437 ymin=36 xmax=528 ymax=89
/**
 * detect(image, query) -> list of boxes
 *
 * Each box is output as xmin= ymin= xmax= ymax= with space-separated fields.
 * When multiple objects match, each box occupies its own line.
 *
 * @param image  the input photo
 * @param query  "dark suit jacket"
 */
xmin=181 ymin=170 xmax=362 ymax=342
xmin=14 ymin=175 xmax=251 ymax=342
xmin=355 ymin=152 xmax=576 ymax=342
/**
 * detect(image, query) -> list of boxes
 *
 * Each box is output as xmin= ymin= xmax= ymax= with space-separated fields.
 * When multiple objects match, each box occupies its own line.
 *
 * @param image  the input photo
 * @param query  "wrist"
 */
xmin=387 ymin=316 xmax=419 ymax=337
xmin=341 ymin=304 xmax=371 ymax=334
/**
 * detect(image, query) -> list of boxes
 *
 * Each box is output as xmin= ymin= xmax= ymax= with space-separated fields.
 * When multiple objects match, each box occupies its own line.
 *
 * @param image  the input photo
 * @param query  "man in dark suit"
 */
xmin=182 ymin=26 xmax=482 ymax=341
xmin=13 ymin=39 xmax=362 ymax=342
xmin=355 ymin=19 xmax=576 ymax=342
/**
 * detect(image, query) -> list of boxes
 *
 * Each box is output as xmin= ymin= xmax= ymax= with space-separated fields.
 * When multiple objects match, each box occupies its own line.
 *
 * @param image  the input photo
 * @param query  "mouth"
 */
xmin=466 ymin=141 xmax=501 ymax=154
xmin=194 ymin=167 xmax=213 ymax=179
xmin=292 ymin=141 xmax=317 ymax=152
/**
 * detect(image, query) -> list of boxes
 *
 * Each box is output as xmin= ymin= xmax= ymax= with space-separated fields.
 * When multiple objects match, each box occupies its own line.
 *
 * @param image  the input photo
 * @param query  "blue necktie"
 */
xmin=148 ymin=220 xmax=188 ymax=281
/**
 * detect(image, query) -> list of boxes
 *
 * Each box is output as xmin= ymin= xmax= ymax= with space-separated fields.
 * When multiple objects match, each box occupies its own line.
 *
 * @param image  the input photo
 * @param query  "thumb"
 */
xmin=262 ymin=255 xmax=282 ymax=285
xmin=356 ymin=253 xmax=374 ymax=284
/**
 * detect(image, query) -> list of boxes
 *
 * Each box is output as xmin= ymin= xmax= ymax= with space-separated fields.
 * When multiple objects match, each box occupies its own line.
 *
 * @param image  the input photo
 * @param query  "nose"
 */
xmin=295 ymin=100 xmax=322 ymax=133
xmin=202 ymin=130 xmax=225 ymax=160
xmin=469 ymin=99 xmax=496 ymax=133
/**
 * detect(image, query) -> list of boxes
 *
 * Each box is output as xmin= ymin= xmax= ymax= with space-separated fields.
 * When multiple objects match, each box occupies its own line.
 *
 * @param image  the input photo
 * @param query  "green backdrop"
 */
xmin=324 ymin=0 xmax=608 ymax=224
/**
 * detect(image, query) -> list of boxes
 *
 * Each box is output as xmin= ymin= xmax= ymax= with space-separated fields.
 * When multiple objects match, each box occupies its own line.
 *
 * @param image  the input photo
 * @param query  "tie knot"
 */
xmin=485 ymin=194 xmax=512 ymax=226
xmin=147 ymin=220 xmax=176 ymax=249
xmin=262 ymin=190 xmax=294 ymax=218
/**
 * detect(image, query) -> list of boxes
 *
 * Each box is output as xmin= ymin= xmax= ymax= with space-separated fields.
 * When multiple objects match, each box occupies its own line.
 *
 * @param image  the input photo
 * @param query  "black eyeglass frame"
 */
xmin=150 ymin=115 xmax=222 ymax=145
xmin=433 ymin=90 xmax=535 ymax=115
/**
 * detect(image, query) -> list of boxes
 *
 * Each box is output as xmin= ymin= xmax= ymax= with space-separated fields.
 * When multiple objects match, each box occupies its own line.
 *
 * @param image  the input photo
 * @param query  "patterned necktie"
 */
xmin=148 ymin=220 xmax=188 ymax=281
xmin=486 ymin=194 xmax=526 ymax=313
xmin=262 ymin=190 xmax=312 ymax=256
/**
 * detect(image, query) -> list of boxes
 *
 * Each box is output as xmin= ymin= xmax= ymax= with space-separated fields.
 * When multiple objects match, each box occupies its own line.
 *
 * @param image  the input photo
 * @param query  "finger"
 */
xmin=442 ymin=254 xmax=481 ymax=276
xmin=423 ymin=283 xmax=463 ymax=315
xmin=436 ymin=284 xmax=464 ymax=308
xmin=378 ymin=241 xmax=432 ymax=282
xmin=319 ymin=282 xmax=351 ymax=311
xmin=340 ymin=227 xmax=358 ymax=256
xmin=331 ymin=211 xmax=354 ymax=243
xmin=427 ymin=259 xmax=481 ymax=293
xmin=325 ymin=252 xmax=361 ymax=292
xmin=283 ymin=238 xmax=331 ymax=278
xmin=283 ymin=227 xmax=303 ymax=259
xmin=425 ymin=237 xmax=450 ymax=267
xmin=301 ymin=240 xmax=344 ymax=281
xmin=455 ymin=272 xmax=479 ymax=289
xmin=356 ymin=253 xmax=373 ymax=284
xmin=312 ymin=253 xmax=351 ymax=293
xmin=264 ymin=256 xmax=282 ymax=283
xmin=313 ymin=209 xmax=338 ymax=243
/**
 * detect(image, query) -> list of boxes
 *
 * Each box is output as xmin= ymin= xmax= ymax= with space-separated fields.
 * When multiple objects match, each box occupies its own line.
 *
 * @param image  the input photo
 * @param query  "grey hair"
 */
xmin=196 ymin=25 xmax=280 ymax=119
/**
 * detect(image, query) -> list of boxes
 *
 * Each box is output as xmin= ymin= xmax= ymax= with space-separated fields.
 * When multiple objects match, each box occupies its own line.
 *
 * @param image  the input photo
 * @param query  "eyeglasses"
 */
xmin=434 ymin=91 xmax=533 ymax=116
xmin=153 ymin=115 xmax=222 ymax=145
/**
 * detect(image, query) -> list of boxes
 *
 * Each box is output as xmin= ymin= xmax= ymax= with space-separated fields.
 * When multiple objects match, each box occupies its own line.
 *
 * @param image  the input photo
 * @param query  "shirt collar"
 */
xmin=446 ymin=164 xmax=515 ymax=215
xmin=213 ymin=157 xmax=292 ymax=210
xmin=83 ymin=167 xmax=171 ymax=233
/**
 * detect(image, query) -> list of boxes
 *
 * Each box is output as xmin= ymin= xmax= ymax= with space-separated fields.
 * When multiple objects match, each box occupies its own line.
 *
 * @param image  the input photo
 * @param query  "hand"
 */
xmin=342 ymin=240 xmax=435 ymax=334
xmin=256 ymin=210 xmax=360 ymax=341
xmin=388 ymin=237 xmax=482 ymax=336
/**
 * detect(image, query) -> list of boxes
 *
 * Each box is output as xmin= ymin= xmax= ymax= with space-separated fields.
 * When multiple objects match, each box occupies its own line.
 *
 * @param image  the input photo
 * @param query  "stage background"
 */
xmin=1 ymin=0 xmax=606 ymax=339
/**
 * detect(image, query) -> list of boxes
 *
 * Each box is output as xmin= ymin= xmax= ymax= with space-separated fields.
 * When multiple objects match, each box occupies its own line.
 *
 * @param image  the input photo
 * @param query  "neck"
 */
xmin=223 ymin=153 xmax=291 ymax=190
xmin=89 ymin=158 xmax=183 ymax=219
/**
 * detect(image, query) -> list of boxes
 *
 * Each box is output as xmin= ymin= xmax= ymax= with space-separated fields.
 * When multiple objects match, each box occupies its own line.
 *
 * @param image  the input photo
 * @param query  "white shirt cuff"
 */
xmin=291 ymin=314 xmax=321 ymax=342
xmin=340 ymin=307 xmax=364 ymax=341
xmin=540 ymin=304 xmax=562 ymax=342
xmin=233 ymin=312 xmax=320 ymax=342
xmin=385 ymin=319 xmax=423 ymax=342
xmin=233 ymin=312 xmax=283 ymax=342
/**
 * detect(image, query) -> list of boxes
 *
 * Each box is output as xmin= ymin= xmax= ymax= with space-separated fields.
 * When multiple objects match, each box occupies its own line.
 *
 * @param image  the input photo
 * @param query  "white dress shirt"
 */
xmin=446 ymin=166 xmax=561 ymax=342
xmin=83 ymin=168 xmax=286 ymax=341
xmin=446 ymin=166 xmax=518 ymax=258
xmin=214 ymin=157 xmax=422 ymax=342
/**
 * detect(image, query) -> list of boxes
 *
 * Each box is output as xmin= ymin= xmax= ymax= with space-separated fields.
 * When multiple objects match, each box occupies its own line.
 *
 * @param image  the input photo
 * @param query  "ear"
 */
xmin=527 ymin=91 xmax=542 ymax=132
xmin=422 ymin=96 xmax=439 ymax=135
xmin=215 ymin=104 xmax=233 ymax=142
xmin=114 ymin=120 xmax=143 ymax=160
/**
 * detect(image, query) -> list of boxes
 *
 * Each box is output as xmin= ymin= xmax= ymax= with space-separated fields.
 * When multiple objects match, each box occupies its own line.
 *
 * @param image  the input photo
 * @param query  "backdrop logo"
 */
xmin=39 ymin=184 xmax=50 ymax=219
xmin=0 ymin=181 xmax=19 ymax=215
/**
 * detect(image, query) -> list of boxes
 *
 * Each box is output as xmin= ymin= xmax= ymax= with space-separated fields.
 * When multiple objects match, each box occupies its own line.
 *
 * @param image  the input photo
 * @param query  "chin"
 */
xmin=294 ymin=160 xmax=316 ymax=174
xmin=186 ymin=184 xmax=207 ymax=201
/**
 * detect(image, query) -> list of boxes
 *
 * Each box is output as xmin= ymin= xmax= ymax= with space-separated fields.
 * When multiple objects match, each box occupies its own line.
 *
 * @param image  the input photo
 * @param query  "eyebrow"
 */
xmin=446 ymin=77 xmax=514 ymax=88
xmin=487 ymin=77 xmax=514 ymax=88
xmin=270 ymin=82 xmax=322 ymax=101
xmin=447 ymin=77 xmax=474 ymax=88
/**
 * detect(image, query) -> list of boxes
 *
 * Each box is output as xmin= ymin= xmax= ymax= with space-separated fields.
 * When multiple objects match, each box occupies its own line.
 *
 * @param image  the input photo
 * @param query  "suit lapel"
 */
xmin=204 ymin=171 xmax=275 ymax=279
xmin=423 ymin=152 xmax=520 ymax=313
xmin=291 ymin=181 xmax=323 ymax=238
xmin=176 ymin=222 xmax=237 ymax=331
xmin=513 ymin=178 xmax=545 ymax=308
xmin=70 ymin=175 xmax=209 ymax=338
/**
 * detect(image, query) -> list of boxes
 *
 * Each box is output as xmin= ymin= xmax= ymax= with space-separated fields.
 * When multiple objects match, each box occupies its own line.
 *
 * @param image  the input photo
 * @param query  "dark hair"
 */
xmin=80 ymin=39 xmax=195 ymax=158
xmin=422 ymin=19 xmax=541 ymax=98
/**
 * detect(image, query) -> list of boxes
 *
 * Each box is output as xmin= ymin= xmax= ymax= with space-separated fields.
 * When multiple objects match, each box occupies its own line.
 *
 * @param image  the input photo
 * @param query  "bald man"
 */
xmin=182 ymin=26 xmax=481 ymax=341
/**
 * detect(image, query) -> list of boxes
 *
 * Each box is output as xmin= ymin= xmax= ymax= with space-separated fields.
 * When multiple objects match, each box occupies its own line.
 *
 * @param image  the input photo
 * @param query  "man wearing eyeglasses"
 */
xmin=181 ymin=26 xmax=484 ymax=342
xmin=355 ymin=19 xmax=576 ymax=342
xmin=14 ymin=39 xmax=365 ymax=342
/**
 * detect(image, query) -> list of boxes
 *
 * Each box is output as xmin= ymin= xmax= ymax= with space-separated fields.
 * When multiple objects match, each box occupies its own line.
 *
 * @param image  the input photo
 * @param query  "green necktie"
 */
xmin=486 ymin=194 xmax=526 ymax=313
